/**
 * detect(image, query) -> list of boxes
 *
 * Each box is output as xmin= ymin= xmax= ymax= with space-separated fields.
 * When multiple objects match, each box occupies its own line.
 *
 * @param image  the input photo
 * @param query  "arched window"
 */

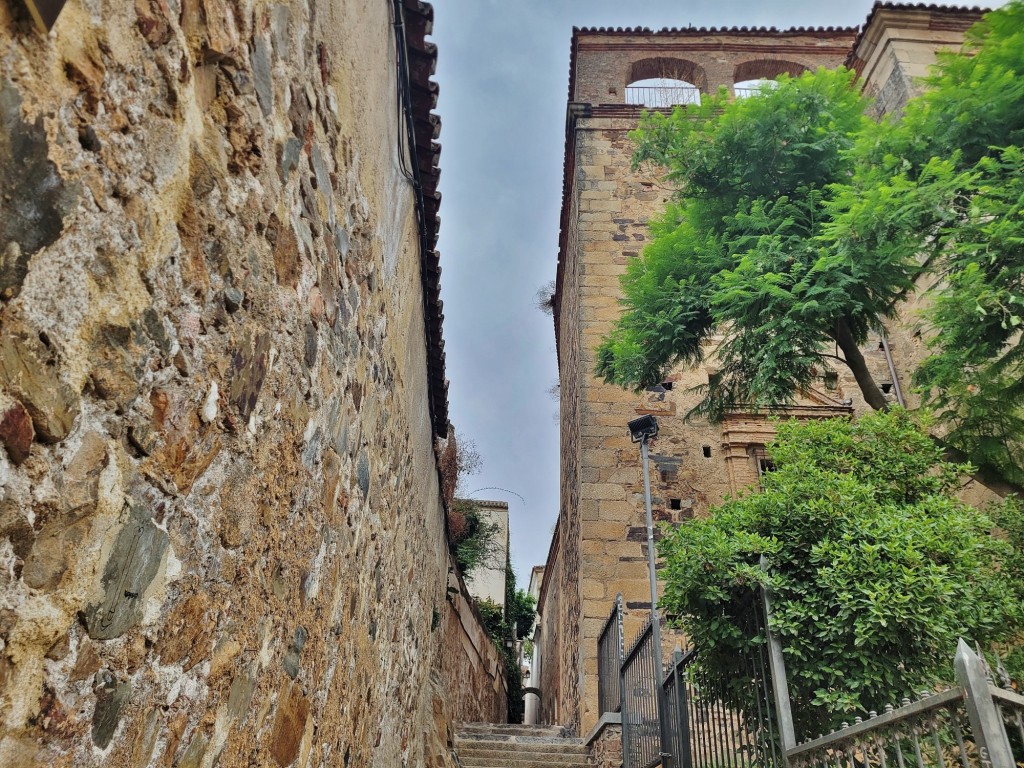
xmin=734 ymin=78 xmax=778 ymax=98
xmin=625 ymin=78 xmax=701 ymax=107
xmin=733 ymin=59 xmax=808 ymax=98
xmin=626 ymin=57 xmax=707 ymax=108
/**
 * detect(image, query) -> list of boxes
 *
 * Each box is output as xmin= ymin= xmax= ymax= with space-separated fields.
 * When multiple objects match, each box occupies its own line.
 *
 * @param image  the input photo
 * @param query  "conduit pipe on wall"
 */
xmin=878 ymin=329 xmax=906 ymax=407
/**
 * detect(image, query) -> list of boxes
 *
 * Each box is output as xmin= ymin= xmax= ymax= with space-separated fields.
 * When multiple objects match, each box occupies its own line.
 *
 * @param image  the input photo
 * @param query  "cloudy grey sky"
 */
xmin=426 ymin=0 xmax=937 ymax=589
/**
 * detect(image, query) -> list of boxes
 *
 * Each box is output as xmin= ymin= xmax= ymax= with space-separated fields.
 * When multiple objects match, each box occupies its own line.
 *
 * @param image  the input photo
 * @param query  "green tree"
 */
xmin=826 ymin=1 xmax=1024 ymax=482
xmin=596 ymin=67 xmax=909 ymax=418
xmin=449 ymin=499 xmax=503 ymax=577
xmin=658 ymin=410 xmax=1023 ymax=735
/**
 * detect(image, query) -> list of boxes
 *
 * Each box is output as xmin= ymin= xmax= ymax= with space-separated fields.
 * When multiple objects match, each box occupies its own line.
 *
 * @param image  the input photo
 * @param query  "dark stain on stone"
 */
xmin=0 ymin=399 xmax=34 ymax=464
xmin=82 ymin=497 xmax=169 ymax=640
xmin=142 ymin=308 xmax=171 ymax=353
xmin=303 ymin=323 xmax=317 ymax=369
xmin=282 ymin=625 xmax=307 ymax=679
xmin=228 ymin=330 xmax=271 ymax=421
xmin=0 ymin=81 xmax=76 ymax=300
xmin=252 ymin=36 xmax=273 ymax=117
xmin=357 ymin=451 xmax=370 ymax=498
xmin=92 ymin=670 xmax=131 ymax=749
xmin=277 ymin=137 xmax=301 ymax=182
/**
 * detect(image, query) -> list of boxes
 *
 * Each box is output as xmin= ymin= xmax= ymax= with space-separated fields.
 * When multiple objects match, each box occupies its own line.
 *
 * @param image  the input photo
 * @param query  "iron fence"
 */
xmin=623 ymin=616 xmax=662 ymax=768
xmin=598 ymin=594 xmax=625 ymax=715
xmin=786 ymin=643 xmax=1024 ymax=768
xmin=662 ymin=649 xmax=694 ymax=768
xmin=625 ymin=85 xmax=701 ymax=108
xmin=676 ymin=596 xmax=782 ymax=768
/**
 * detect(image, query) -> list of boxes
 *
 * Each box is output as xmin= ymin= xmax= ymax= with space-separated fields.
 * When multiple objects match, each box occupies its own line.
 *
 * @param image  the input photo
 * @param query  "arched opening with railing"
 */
xmin=625 ymin=57 xmax=707 ymax=108
xmin=733 ymin=59 xmax=809 ymax=97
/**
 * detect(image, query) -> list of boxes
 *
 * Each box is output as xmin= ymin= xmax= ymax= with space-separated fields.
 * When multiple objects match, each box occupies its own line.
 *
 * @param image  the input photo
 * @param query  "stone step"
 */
xmin=457 ymin=722 xmax=569 ymax=738
xmin=457 ymin=742 xmax=588 ymax=756
xmin=456 ymin=733 xmax=583 ymax=746
xmin=458 ymin=758 xmax=589 ymax=768
xmin=456 ymin=753 xmax=585 ymax=765
xmin=455 ymin=723 xmax=589 ymax=767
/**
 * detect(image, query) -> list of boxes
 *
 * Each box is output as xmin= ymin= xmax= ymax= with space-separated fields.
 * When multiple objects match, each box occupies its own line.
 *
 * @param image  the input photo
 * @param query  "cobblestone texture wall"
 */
xmin=0 ymin=1 xmax=475 ymax=766
xmin=586 ymin=719 xmax=623 ymax=768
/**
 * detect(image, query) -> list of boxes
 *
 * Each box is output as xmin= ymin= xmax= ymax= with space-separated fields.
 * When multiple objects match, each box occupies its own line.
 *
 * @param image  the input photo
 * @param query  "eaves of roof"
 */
xmin=403 ymin=0 xmax=449 ymax=438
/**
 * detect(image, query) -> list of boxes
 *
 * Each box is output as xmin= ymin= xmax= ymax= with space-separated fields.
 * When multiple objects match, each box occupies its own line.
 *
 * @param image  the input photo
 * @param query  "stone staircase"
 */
xmin=455 ymin=723 xmax=589 ymax=767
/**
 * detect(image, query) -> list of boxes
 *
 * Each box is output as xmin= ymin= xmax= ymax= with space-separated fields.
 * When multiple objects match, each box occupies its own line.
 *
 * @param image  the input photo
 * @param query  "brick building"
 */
xmin=534 ymin=2 xmax=987 ymax=738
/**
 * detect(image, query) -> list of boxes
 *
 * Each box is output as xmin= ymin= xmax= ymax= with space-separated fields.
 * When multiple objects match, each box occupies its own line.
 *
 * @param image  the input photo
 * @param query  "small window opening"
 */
xmin=823 ymin=371 xmax=839 ymax=391
xmin=749 ymin=445 xmax=775 ymax=489
xmin=670 ymin=498 xmax=682 ymax=511
xmin=625 ymin=78 xmax=701 ymax=108
xmin=702 ymin=445 xmax=712 ymax=458
xmin=881 ymin=382 xmax=893 ymax=394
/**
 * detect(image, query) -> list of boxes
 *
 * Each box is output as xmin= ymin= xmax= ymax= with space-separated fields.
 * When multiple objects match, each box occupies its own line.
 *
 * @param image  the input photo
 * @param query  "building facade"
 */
xmin=537 ymin=3 xmax=986 ymax=737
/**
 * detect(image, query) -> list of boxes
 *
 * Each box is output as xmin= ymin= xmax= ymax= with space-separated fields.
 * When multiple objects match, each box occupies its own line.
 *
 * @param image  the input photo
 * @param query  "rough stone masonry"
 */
xmin=0 ymin=0 xmax=491 ymax=765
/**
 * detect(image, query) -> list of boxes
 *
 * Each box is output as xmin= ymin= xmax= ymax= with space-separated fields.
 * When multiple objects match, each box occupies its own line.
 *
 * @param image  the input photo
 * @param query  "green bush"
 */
xmin=658 ymin=409 xmax=1024 ymax=736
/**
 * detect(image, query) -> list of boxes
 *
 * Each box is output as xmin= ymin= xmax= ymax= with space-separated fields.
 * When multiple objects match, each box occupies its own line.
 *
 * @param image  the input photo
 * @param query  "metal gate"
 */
xmin=610 ymin=592 xmax=782 ymax=768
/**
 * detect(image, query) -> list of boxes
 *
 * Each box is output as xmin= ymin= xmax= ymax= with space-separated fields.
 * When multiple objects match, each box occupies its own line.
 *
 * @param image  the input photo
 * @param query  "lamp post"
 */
xmin=627 ymin=414 xmax=671 ymax=764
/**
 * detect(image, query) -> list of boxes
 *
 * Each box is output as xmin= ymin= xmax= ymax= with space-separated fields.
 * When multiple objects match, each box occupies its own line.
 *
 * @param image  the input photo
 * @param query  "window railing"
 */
xmin=625 ymin=85 xmax=701 ymax=108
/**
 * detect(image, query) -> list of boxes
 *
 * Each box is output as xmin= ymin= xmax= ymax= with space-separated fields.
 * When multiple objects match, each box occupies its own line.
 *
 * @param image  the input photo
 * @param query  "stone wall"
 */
xmin=0 ymin=1 xmax=481 ymax=765
xmin=535 ymin=520 xmax=563 ymax=726
xmin=438 ymin=559 xmax=509 ymax=727
xmin=585 ymin=714 xmax=623 ymax=768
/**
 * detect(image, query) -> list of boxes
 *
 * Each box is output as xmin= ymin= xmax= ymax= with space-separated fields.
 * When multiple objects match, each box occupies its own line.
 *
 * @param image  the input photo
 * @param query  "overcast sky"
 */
xmin=426 ymin=0 xmax=967 ymax=589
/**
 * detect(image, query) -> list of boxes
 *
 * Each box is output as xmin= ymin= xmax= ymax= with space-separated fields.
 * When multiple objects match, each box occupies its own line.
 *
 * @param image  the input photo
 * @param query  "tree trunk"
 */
xmin=833 ymin=318 xmax=889 ymax=411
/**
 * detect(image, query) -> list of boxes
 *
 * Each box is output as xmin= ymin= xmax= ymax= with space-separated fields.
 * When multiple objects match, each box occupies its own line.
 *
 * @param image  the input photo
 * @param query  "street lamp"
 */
xmin=628 ymin=414 xmax=671 ymax=763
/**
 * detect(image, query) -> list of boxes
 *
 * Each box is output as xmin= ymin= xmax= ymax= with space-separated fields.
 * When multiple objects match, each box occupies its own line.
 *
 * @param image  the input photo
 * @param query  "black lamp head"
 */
xmin=628 ymin=414 xmax=659 ymax=443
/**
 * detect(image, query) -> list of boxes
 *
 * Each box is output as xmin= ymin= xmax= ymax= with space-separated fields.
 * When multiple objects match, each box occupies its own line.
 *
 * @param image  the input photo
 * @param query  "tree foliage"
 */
xmin=658 ymin=410 xmax=1024 ymax=735
xmin=827 ymin=1 xmax=1024 ymax=482
xmin=598 ymin=3 xmax=1024 ymax=482
xmin=450 ymin=499 xmax=503 ymax=577
xmin=597 ymin=68 xmax=902 ymax=418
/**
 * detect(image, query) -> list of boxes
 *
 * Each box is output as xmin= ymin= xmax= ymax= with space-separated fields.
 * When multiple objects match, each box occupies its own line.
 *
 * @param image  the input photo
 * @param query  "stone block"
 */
xmin=0 ymin=397 xmax=33 ymax=464
xmin=0 ymin=331 xmax=80 ymax=443
xmin=83 ymin=498 xmax=169 ymax=640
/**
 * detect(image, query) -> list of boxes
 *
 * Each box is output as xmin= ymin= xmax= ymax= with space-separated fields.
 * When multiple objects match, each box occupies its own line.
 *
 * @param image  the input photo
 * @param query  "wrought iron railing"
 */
xmin=625 ymin=85 xmax=701 ymax=108
xmin=598 ymin=593 xmax=625 ymax=715
xmin=623 ymin=616 xmax=662 ymax=768
xmin=661 ymin=649 xmax=694 ymax=768
xmin=786 ymin=643 xmax=1024 ymax=768
xmin=673 ymin=596 xmax=782 ymax=768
